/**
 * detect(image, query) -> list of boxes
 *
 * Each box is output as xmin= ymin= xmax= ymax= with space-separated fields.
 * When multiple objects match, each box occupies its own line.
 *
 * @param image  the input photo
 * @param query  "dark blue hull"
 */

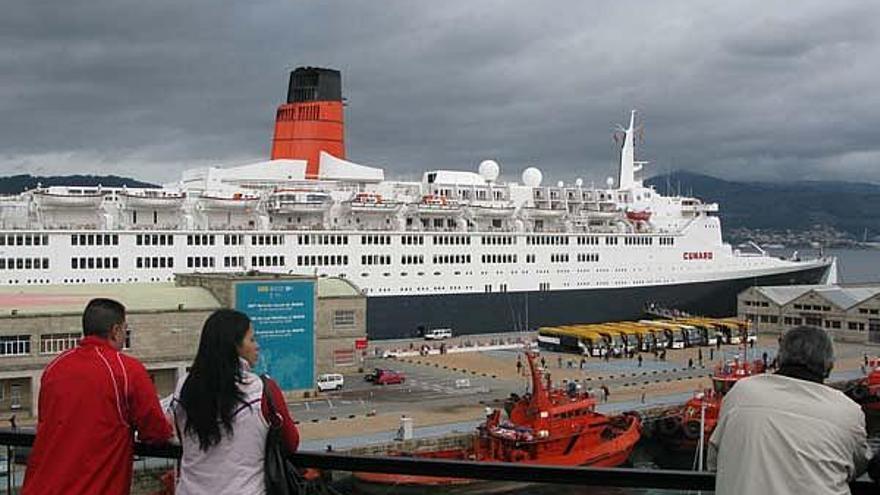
xmin=365 ymin=265 xmax=830 ymax=340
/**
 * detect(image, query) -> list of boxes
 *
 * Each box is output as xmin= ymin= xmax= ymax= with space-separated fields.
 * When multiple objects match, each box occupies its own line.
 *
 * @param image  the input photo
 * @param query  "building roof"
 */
xmin=317 ymin=277 xmax=362 ymax=298
xmin=0 ymin=283 xmax=221 ymax=317
xmin=752 ymin=284 xmax=880 ymax=310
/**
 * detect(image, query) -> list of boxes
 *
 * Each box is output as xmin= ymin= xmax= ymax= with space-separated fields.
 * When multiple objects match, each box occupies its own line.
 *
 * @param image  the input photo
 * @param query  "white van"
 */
xmin=316 ymin=373 xmax=344 ymax=392
xmin=424 ymin=328 xmax=453 ymax=340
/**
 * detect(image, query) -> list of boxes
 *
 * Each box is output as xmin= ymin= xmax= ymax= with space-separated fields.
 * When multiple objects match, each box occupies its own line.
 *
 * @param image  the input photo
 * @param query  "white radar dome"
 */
xmin=606 ymin=177 xmax=615 ymax=188
xmin=557 ymin=181 xmax=564 ymax=188
xmin=575 ymin=178 xmax=583 ymax=187
xmin=478 ymin=160 xmax=500 ymax=182
xmin=522 ymin=167 xmax=543 ymax=187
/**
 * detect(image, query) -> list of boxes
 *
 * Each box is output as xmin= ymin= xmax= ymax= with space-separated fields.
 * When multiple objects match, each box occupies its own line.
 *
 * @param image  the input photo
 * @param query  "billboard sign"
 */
xmin=234 ymin=280 xmax=315 ymax=390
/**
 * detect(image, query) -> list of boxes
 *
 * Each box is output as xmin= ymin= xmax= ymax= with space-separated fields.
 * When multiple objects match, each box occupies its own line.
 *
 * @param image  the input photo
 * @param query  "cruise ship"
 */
xmin=0 ymin=67 xmax=835 ymax=339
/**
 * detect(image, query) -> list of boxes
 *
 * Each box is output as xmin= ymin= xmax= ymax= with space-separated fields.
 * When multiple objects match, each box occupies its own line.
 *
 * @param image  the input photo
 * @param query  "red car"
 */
xmin=365 ymin=368 xmax=406 ymax=385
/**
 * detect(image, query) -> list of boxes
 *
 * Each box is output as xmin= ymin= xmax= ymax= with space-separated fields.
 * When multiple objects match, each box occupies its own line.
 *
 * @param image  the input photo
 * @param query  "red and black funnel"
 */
xmin=270 ymin=67 xmax=345 ymax=179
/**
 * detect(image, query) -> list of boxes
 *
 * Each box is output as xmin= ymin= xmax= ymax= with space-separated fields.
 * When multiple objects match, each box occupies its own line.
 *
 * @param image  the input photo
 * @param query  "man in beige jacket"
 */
xmin=708 ymin=326 xmax=872 ymax=495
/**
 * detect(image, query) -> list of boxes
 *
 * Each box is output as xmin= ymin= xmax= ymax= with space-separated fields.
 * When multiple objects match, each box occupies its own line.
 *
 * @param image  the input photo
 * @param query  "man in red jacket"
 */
xmin=22 ymin=298 xmax=173 ymax=495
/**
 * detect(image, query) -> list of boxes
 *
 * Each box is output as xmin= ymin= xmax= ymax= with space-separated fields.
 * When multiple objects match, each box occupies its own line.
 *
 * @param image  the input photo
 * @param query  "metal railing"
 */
xmin=1 ymin=428 xmax=876 ymax=494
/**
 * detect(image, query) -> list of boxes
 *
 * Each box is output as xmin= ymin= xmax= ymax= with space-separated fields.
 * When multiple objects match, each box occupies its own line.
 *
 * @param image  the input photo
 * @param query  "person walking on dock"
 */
xmin=698 ymin=348 xmax=703 ymax=366
xmin=637 ymin=354 xmax=643 ymax=367
xmin=516 ymin=358 xmax=523 ymax=375
xmin=709 ymin=326 xmax=871 ymax=494
xmin=709 ymin=347 xmax=714 ymax=361
xmin=688 ymin=357 xmax=694 ymax=369
xmin=600 ymin=385 xmax=610 ymax=403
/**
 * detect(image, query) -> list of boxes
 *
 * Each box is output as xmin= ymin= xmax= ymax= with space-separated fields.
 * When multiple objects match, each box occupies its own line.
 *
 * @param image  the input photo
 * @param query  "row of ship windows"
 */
xmin=624 ymin=237 xmax=653 ymax=246
xmin=401 ymin=255 xmax=425 ymax=265
xmin=70 ymin=234 xmax=120 ymax=246
xmin=71 ymin=257 xmax=119 ymax=269
xmin=136 ymin=257 xmax=173 ymax=269
xmin=481 ymin=236 xmax=515 ymax=245
xmin=297 ymin=255 xmax=346 ymax=267
xmin=298 ymin=234 xmax=349 ymax=246
xmin=362 ymin=255 xmax=392 ymax=266
xmin=136 ymin=234 xmax=174 ymax=246
xmin=0 ymin=258 xmax=49 ymax=270
xmin=481 ymin=254 xmax=517 ymax=264
xmin=0 ymin=234 xmax=49 ymax=247
xmin=433 ymin=255 xmax=472 ymax=264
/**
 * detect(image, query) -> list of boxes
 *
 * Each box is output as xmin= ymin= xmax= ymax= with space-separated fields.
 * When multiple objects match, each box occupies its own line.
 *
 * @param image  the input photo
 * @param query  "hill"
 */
xmin=645 ymin=171 xmax=880 ymax=238
xmin=0 ymin=174 xmax=158 ymax=195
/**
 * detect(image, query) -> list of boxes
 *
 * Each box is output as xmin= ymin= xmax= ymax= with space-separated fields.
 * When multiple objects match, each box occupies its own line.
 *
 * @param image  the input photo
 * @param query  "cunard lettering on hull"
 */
xmin=0 ymin=67 xmax=836 ymax=338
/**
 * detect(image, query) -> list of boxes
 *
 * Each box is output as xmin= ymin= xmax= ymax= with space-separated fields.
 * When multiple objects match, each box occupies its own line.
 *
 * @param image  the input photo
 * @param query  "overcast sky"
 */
xmin=2 ymin=1 xmax=879 ymax=185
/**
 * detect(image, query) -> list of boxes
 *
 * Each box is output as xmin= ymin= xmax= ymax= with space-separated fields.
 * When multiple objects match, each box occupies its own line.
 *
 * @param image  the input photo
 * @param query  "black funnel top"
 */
xmin=287 ymin=67 xmax=342 ymax=103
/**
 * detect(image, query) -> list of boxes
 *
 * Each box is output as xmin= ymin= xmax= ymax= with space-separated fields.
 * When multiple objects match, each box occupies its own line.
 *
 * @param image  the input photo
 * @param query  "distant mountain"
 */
xmin=645 ymin=171 xmax=880 ymax=237
xmin=0 ymin=174 xmax=158 ymax=195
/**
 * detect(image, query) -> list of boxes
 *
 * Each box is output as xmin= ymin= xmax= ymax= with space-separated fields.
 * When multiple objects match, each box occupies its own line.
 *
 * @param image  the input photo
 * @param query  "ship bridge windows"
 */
xmin=526 ymin=235 xmax=569 ymax=246
xmin=187 ymin=234 xmax=216 ymax=246
xmin=71 ymin=257 xmax=118 ymax=270
xmin=481 ymin=235 xmax=515 ymax=245
xmin=187 ymin=256 xmax=215 ymax=269
xmin=659 ymin=237 xmax=675 ymax=246
xmin=71 ymin=234 xmax=119 ymax=246
xmin=361 ymin=235 xmax=391 ymax=246
xmin=224 ymin=234 xmax=244 ymax=245
xmin=401 ymin=255 xmax=424 ymax=265
xmin=577 ymin=253 xmax=600 ymax=263
xmin=0 ymin=258 xmax=49 ymax=270
xmin=224 ymin=256 xmax=245 ymax=268
xmin=604 ymin=236 xmax=619 ymax=246
xmin=550 ymin=253 xmax=570 ymax=263
xmin=298 ymin=255 xmax=347 ymax=267
xmin=250 ymin=234 xmax=283 ymax=246
xmin=576 ymin=236 xmax=599 ymax=245
xmin=136 ymin=257 xmax=173 ymax=269
xmin=251 ymin=255 xmax=285 ymax=267
xmin=401 ymin=235 xmax=424 ymax=245
xmin=361 ymin=255 xmax=391 ymax=266
xmin=136 ymin=234 xmax=174 ymax=246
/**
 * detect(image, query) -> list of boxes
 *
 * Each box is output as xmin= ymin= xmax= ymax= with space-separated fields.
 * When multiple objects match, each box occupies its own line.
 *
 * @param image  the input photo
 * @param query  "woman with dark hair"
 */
xmin=171 ymin=309 xmax=299 ymax=494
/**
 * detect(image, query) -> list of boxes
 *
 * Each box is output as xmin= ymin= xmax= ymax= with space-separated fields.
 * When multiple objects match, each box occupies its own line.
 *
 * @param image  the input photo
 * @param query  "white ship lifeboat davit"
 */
xmin=198 ymin=192 xmax=260 ymax=211
xmin=345 ymin=192 xmax=401 ymax=214
xmin=33 ymin=188 xmax=107 ymax=209
xmin=266 ymin=189 xmax=332 ymax=215
xmin=119 ymin=191 xmax=186 ymax=210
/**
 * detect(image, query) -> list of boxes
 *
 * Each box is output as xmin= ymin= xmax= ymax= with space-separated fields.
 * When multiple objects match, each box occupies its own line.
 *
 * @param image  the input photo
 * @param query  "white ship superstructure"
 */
xmin=0 ymin=67 xmax=834 ymax=338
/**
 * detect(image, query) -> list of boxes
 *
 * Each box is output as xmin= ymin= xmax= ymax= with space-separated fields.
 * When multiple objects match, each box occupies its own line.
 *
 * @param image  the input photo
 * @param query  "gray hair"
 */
xmin=777 ymin=326 xmax=835 ymax=377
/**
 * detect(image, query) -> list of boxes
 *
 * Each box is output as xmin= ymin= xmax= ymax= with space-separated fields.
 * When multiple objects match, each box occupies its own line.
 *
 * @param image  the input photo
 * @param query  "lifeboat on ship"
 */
xmin=354 ymin=351 xmax=641 ymax=491
xmin=266 ymin=189 xmax=332 ymax=215
xmin=345 ymin=192 xmax=401 ymax=214
xmin=626 ymin=209 xmax=652 ymax=223
xmin=32 ymin=187 xmax=107 ymax=209
xmin=416 ymin=194 xmax=461 ymax=215
xmin=468 ymin=202 xmax=516 ymax=218
xmin=197 ymin=191 xmax=260 ymax=211
xmin=845 ymin=357 xmax=880 ymax=412
xmin=520 ymin=206 xmax=567 ymax=219
xmin=118 ymin=189 xmax=186 ymax=209
xmin=654 ymin=354 xmax=765 ymax=452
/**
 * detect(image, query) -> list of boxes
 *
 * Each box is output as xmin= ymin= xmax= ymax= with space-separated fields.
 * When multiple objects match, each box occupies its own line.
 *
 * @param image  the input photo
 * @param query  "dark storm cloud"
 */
xmin=1 ymin=1 xmax=878 ymax=184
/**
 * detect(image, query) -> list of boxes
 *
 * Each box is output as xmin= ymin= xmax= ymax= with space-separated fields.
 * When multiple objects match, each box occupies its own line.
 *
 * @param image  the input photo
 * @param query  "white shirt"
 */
xmin=708 ymin=373 xmax=871 ymax=495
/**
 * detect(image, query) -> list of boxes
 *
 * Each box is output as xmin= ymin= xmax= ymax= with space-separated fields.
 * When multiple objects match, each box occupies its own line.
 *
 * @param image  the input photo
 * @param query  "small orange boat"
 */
xmin=354 ymin=351 xmax=641 ymax=492
xmin=654 ymin=355 xmax=765 ymax=452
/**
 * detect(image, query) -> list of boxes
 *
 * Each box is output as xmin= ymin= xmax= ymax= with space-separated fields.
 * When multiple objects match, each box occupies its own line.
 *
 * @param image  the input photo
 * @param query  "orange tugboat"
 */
xmin=654 ymin=354 xmax=765 ymax=452
xmin=846 ymin=357 xmax=880 ymax=412
xmin=354 ymin=351 xmax=641 ymax=492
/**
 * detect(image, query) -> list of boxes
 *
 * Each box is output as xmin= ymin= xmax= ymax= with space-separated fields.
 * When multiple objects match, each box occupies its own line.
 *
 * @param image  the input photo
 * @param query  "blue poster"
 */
xmin=234 ymin=280 xmax=315 ymax=390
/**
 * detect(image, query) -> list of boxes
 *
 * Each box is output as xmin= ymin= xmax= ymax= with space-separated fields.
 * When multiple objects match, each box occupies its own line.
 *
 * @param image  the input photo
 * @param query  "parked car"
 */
xmin=316 ymin=373 xmax=344 ymax=392
xmin=424 ymin=328 xmax=453 ymax=340
xmin=365 ymin=368 xmax=405 ymax=385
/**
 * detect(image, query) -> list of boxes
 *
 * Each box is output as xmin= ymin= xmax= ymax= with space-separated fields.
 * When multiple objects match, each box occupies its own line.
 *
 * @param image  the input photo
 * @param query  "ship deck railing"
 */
xmin=1 ymin=428 xmax=876 ymax=494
